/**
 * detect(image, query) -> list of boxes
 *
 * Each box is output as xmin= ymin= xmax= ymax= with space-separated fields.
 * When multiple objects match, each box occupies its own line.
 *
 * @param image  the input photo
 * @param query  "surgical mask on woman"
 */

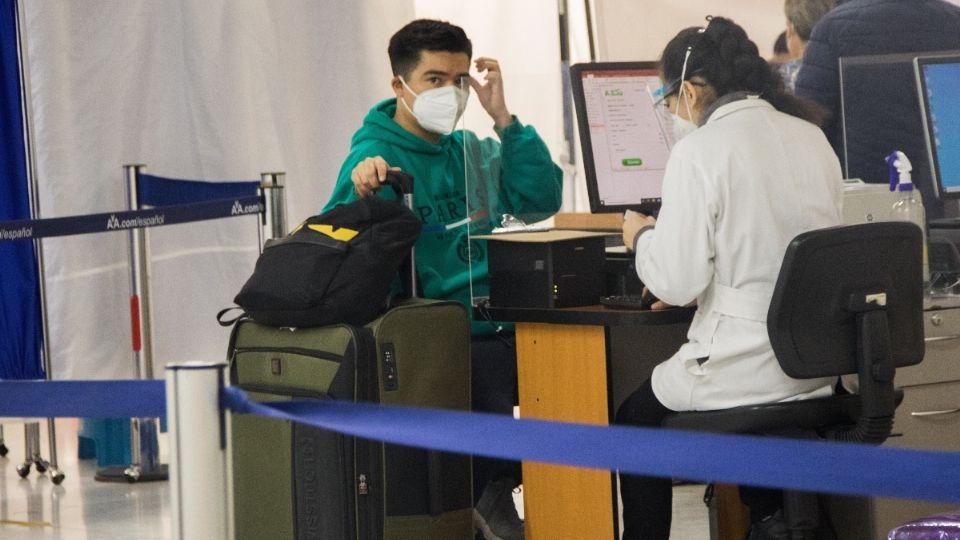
xmin=399 ymin=77 xmax=469 ymax=135
xmin=671 ymin=114 xmax=698 ymax=141
xmin=670 ymin=86 xmax=698 ymax=141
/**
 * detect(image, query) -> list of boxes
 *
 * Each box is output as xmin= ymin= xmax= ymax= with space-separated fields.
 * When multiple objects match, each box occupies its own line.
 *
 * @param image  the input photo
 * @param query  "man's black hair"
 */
xmin=388 ymin=19 xmax=472 ymax=78
xmin=773 ymin=31 xmax=788 ymax=55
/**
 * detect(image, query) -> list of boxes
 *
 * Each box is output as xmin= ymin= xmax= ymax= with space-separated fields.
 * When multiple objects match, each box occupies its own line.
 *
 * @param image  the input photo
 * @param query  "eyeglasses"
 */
xmin=652 ymin=79 xmax=681 ymax=105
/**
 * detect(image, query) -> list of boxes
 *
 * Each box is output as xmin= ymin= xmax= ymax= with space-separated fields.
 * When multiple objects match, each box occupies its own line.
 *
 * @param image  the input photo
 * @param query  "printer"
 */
xmin=842 ymin=177 xmax=922 ymax=225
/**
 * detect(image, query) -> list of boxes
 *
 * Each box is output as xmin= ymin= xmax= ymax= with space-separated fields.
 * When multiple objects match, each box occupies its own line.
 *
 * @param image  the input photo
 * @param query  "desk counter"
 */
xmin=479 ymin=304 xmax=695 ymax=327
xmin=479 ymin=303 xmax=693 ymax=540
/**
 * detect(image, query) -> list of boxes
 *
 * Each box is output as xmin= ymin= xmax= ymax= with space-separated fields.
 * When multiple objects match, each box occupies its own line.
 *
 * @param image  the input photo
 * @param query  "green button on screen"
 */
xmin=622 ymin=158 xmax=643 ymax=166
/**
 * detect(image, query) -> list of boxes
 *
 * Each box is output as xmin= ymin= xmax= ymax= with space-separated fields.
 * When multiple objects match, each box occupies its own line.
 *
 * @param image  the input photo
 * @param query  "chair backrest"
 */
xmin=767 ymin=221 xmax=925 ymax=379
xmin=767 ymin=222 xmax=925 ymax=442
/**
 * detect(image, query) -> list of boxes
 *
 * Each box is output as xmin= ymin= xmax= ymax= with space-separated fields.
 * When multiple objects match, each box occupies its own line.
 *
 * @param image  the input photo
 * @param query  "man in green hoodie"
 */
xmin=323 ymin=18 xmax=563 ymax=540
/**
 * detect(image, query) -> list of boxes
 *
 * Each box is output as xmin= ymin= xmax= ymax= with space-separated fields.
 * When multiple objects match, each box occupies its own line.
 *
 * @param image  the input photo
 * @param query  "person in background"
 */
xmin=770 ymin=31 xmax=793 ymax=65
xmin=618 ymin=16 xmax=843 ymax=540
xmin=780 ymin=0 xmax=836 ymax=92
xmin=323 ymin=18 xmax=563 ymax=540
xmin=795 ymin=0 xmax=960 ymax=219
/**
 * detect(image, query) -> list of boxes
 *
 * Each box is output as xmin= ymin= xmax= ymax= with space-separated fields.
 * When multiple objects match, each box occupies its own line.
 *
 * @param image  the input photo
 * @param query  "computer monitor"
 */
xmin=838 ymin=51 xmax=960 ymax=220
xmin=839 ymin=53 xmax=928 ymax=186
xmin=570 ymin=62 xmax=673 ymax=215
xmin=915 ymin=54 xmax=960 ymax=200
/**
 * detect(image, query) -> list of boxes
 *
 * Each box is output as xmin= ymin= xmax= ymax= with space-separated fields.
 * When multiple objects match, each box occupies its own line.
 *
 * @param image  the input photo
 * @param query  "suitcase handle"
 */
xmin=385 ymin=170 xmax=419 ymax=299
xmin=385 ymin=170 xmax=414 ymax=198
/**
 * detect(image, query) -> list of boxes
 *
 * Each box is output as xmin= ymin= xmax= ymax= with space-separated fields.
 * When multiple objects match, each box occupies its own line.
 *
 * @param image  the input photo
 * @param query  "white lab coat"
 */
xmin=635 ymin=97 xmax=843 ymax=412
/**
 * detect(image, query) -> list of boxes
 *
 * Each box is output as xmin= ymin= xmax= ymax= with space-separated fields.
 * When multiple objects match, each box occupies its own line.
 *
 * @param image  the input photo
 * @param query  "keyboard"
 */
xmin=599 ymin=294 xmax=656 ymax=310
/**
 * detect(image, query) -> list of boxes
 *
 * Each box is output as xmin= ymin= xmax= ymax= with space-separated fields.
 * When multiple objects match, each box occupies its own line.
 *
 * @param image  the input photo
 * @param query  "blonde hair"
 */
xmin=785 ymin=0 xmax=836 ymax=41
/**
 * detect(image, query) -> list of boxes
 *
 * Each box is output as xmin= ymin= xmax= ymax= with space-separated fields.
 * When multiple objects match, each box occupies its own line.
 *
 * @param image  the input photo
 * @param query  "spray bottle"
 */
xmin=887 ymin=150 xmax=929 ymax=283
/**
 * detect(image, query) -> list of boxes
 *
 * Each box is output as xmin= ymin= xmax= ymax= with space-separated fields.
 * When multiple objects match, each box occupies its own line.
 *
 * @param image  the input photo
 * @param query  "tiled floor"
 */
xmin=0 ymin=419 xmax=709 ymax=539
xmin=0 ymin=419 xmax=170 ymax=540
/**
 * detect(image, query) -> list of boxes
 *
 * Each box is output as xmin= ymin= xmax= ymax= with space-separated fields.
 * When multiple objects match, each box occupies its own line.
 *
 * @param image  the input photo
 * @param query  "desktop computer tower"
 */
xmin=487 ymin=233 xmax=607 ymax=308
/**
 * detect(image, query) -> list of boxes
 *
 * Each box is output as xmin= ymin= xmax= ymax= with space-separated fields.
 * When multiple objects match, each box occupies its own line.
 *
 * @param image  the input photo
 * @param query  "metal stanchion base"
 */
xmin=94 ymin=464 xmax=168 ymax=483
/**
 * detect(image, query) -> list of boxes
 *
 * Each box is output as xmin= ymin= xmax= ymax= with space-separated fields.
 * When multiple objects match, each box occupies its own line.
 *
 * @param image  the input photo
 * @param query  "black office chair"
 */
xmin=661 ymin=222 xmax=925 ymax=539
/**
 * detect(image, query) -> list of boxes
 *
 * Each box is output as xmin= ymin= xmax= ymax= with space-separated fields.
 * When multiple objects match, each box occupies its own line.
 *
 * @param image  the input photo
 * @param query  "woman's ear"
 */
xmin=679 ymin=80 xmax=702 ymax=108
xmin=679 ymin=80 xmax=709 ymax=124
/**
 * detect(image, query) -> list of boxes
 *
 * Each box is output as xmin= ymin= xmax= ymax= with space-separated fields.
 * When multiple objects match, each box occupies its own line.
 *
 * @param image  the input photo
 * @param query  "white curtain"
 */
xmin=593 ymin=0 xmax=790 ymax=63
xmin=23 ymin=1 xmax=571 ymax=380
xmin=24 ymin=0 xmax=416 ymax=379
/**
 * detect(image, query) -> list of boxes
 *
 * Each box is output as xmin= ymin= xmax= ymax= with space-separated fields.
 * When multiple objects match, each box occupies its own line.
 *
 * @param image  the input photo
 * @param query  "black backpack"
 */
xmin=231 ymin=172 xmax=420 ymax=327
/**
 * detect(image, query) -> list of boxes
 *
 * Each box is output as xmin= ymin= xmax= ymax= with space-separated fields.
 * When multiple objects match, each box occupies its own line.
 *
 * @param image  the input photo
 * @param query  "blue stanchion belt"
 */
xmin=0 ymin=196 xmax=262 ymax=243
xmin=1 ymin=380 xmax=959 ymax=504
xmin=0 ymin=380 xmax=165 ymax=417
xmin=137 ymin=174 xmax=261 ymax=207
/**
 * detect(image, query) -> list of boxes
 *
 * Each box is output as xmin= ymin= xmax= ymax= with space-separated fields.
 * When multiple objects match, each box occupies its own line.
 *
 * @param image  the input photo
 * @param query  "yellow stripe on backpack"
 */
xmin=307 ymin=224 xmax=359 ymax=242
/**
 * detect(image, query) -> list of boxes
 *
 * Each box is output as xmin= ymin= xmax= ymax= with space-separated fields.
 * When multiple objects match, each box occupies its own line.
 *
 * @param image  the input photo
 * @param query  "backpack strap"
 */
xmin=216 ymin=306 xmax=246 ymax=327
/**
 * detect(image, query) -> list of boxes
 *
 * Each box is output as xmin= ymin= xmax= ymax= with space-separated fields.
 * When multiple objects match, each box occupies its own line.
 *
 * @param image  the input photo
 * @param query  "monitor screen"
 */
xmin=839 ymin=53 xmax=928 ymax=186
xmin=570 ymin=62 xmax=673 ymax=215
xmin=915 ymin=54 xmax=960 ymax=199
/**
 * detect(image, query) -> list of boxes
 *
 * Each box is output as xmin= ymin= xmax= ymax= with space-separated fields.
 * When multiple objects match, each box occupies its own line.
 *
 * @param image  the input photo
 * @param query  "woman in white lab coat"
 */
xmin=617 ymin=16 xmax=843 ymax=540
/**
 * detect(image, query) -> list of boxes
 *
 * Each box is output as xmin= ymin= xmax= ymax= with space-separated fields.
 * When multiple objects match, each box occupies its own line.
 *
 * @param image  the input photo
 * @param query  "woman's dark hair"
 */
xmin=659 ymin=17 xmax=827 ymax=126
xmin=388 ymin=19 xmax=472 ymax=78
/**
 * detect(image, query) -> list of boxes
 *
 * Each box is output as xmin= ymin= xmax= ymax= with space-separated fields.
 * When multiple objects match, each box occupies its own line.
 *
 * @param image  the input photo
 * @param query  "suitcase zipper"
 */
xmin=353 ymin=327 xmax=382 ymax=540
xmin=236 ymin=384 xmax=329 ymax=400
xmin=233 ymin=346 xmax=343 ymax=363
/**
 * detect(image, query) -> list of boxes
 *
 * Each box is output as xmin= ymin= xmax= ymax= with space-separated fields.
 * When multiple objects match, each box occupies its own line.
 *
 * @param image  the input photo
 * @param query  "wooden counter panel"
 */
xmin=515 ymin=322 xmax=616 ymax=540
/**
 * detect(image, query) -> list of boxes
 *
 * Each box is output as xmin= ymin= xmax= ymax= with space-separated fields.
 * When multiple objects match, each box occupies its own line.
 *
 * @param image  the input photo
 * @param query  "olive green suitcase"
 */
xmin=228 ymin=299 xmax=473 ymax=540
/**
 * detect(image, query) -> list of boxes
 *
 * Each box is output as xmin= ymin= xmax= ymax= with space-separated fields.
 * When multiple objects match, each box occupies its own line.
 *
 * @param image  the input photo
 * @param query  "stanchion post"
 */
xmin=22 ymin=10 xmax=62 ymax=477
xmin=166 ymin=362 xmax=230 ymax=540
xmin=108 ymin=163 xmax=165 ymax=483
xmin=259 ymin=172 xmax=286 ymax=251
xmin=125 ymin=164 xmax=152 ymax=381
xmin=32 ymin=229 xmax=59 ymax=482
xmin=31 ymin=232 xmax=60 ymax=481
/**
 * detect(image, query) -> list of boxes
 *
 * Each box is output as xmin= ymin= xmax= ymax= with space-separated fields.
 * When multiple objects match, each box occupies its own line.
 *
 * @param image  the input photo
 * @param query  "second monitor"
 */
xmin=915 ymin=52 xmax=960 ymax=201
xmin=570 ymin=61 xmax=674 ymax=216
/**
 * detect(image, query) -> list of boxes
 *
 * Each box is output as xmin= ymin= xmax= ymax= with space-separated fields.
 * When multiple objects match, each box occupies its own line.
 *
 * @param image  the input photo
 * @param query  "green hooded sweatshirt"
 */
xmin=324 ymin=99 xmax=563 ymax=334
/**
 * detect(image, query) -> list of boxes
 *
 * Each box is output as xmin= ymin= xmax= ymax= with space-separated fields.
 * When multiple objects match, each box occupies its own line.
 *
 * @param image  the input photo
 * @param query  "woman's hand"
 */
xmin=621 ymin=210 xmax=657 ymax=251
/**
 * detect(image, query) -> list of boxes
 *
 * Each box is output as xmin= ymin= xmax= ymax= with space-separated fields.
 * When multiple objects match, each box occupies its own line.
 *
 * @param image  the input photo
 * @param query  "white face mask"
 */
xmin=670 ymin=85 xmax=698 ymax=141
xmin=671 ymin=114 xmax=698 ymax=141
xmin=399 ymin=77 xmax=469 ymax=136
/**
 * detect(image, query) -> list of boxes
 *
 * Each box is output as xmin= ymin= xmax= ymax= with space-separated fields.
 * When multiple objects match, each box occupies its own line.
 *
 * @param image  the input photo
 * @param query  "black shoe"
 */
xmin=473 ymin=478 xmax=524 ymax=540
xmin=747 ymin=509 xmax=789 ymax=540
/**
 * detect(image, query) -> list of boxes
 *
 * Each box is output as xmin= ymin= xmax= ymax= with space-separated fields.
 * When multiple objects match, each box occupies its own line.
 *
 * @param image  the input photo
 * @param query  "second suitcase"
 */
xmin=229 ymin=298 xmax=473 ymax=540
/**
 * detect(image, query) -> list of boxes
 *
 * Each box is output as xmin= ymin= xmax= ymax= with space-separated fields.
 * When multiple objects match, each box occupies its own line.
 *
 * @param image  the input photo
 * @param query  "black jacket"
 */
xmin=795 ymin=0 xmax=960 ymax=218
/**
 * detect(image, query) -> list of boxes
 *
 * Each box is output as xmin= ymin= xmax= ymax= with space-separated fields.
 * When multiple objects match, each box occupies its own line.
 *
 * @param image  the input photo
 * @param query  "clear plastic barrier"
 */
xmin=460 ymin=109 xmax=563 ymax=312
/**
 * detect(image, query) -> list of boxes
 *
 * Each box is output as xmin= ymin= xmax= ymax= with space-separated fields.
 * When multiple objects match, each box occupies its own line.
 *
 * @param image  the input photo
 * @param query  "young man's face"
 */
xmin=397 ymin=50 xmax=471 ymax=96
xmin=392 ymin=50 xmax=471 ymax=139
